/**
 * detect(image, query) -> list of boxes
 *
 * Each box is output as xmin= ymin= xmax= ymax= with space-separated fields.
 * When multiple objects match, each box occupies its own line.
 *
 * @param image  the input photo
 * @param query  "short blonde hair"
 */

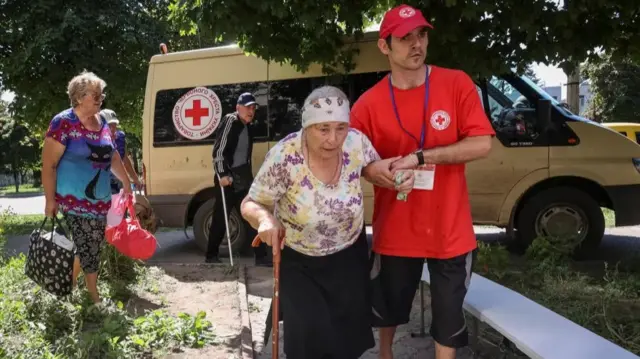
xmin=67 ymin=70 xmax=106 ymax=107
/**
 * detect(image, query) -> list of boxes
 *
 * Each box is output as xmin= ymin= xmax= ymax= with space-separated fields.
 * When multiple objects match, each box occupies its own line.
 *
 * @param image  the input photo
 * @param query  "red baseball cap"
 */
xmin=379 ymin=5 xmax=433 ymax=39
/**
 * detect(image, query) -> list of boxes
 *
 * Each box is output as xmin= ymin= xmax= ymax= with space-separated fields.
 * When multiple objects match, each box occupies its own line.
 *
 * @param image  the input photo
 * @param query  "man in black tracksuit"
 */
xmin=206 ymin=92 xmax=271 ymax=266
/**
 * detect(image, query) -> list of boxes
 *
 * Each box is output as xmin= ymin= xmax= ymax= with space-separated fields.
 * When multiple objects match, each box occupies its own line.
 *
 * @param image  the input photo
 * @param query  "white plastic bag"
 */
xmin=42 ymin=230 xmax=74 ymax=251
xmin=107 ymin=190 xmax=132 ymax=227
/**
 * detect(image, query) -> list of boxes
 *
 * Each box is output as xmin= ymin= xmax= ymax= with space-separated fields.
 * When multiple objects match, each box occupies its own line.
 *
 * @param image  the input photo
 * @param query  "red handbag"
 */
xmin=105 ymin=194 xmax=157 ymax=260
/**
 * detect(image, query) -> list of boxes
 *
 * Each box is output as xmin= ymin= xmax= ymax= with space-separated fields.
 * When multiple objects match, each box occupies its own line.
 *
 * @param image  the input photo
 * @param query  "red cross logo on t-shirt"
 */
xmin=430 ymin=110 xmax=451 ymax=131
xmin=185 ymin=100 xmax=210 ymax=127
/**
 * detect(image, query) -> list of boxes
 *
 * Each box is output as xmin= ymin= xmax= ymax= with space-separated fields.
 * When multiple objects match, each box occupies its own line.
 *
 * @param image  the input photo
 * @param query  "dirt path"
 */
xmin=245 ymin=266 xmax=478 ymax=359
xmin=134 ymin=264 xmax=244 ymax=359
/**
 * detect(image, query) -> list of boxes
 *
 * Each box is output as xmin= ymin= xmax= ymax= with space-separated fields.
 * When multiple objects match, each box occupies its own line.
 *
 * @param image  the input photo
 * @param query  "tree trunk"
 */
xmin=566 ymin=68 xmax=581 ymax=115
xmin=33 ymin=169 xmax=42 ymax=187
xmin=13 ymin=170 xmax=19 ymax=193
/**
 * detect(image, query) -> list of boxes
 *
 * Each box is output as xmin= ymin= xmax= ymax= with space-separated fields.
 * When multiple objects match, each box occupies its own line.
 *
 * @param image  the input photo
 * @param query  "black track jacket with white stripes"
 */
xmin=212 ymin=112 xmax=253 ymax=179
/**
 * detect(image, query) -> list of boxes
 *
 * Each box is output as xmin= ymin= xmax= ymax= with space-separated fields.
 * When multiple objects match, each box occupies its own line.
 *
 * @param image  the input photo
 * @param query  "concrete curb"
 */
xmin=237 ymin=264 xmax=255 ymax=359
xmin=0 ymin=191 xmax=44 ymax=199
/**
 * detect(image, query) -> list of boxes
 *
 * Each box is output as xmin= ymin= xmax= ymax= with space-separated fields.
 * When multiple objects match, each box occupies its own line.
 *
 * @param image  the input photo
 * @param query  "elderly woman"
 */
xmin=42 ymin=70 xmax=132 ymax=305
xmin=241 ymin=86 xmax=414 ymax=358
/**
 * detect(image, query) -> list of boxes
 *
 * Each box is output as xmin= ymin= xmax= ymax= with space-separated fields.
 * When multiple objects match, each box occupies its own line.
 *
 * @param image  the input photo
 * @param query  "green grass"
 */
xmin=0 ymin=213 xmax=45 ymax=236
xmin=475 ymin=240 xmax=640 ymax=356
xmin=603 ymin=208 xmax=616 ymax=228
xmin=0 ymin=184 xmax=42 ymax=197
xmin=0 ymin=238 xmax=217 ymax=359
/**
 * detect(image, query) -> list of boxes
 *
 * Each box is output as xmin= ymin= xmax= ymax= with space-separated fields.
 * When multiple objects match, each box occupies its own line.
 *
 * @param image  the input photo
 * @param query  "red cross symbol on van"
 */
xmin=185 ymin=99 xmax=210 ymax=126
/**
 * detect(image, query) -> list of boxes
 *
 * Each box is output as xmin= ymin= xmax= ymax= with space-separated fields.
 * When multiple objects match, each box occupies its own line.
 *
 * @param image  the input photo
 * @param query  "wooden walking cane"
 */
xmin=252 ymin=233 xmax=283 ymax=359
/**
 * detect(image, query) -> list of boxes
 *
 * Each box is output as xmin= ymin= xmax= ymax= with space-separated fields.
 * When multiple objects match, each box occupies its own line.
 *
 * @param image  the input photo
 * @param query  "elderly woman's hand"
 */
xmin=257 ymin=214 xmax=286 ymax=253
xmin=394 ymin=170 xmax=415 ymax=194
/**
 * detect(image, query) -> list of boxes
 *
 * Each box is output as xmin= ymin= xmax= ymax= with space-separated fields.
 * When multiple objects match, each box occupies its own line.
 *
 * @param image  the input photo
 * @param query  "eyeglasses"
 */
xmin=87 ymin=92 xmax=106 ymax=102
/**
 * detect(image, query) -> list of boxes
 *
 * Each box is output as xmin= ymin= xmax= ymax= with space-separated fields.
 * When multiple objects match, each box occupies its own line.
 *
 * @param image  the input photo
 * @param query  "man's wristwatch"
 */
xmin=414 ymin=150 xmax=425 ymax=166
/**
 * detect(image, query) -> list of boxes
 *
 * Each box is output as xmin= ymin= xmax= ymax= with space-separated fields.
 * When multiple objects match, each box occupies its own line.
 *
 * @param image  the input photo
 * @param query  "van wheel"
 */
xmin=192 ymin=198 xmax=247 ymax=256
xmin=515 ymin=187 xmax=604 ymax=257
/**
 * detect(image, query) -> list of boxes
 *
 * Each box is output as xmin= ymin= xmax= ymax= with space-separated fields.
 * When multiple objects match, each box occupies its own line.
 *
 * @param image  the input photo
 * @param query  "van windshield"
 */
xmin=520 ymin=75 xmax=576 ymax=117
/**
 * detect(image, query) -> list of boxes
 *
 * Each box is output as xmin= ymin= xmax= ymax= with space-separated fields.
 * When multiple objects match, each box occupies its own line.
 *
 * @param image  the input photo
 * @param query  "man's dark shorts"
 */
xmin=369 ymin=249 xmax=476 ymax=348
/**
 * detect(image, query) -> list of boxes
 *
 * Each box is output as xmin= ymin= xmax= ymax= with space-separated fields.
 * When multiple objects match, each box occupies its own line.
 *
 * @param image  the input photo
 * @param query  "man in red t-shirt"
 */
xmin=351 ymin=4 xmax=495 ymax=359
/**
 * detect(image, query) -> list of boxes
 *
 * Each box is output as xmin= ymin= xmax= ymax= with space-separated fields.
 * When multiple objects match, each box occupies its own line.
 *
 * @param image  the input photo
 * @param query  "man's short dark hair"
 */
xmin=385 ymin=35 xmax=392 ymax=50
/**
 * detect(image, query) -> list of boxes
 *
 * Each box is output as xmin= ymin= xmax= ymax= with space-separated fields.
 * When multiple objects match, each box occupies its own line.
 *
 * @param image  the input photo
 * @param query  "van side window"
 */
xmin=619 ymin=131 xmax=628 ymax=136
xmin=153 ymin=82 xmax=269 ymax=147
xmin=349 ymin=72 xmax=387 ymax=103
xmin=268 ymin=78 xmax=312 ymax=140
xmin=268 ymin=71 xmax=386 ymax=140
xmin=485 ymin=77 xmax=545 ymax=147
xmin=635 ymin=131 xmax=640 ymax=144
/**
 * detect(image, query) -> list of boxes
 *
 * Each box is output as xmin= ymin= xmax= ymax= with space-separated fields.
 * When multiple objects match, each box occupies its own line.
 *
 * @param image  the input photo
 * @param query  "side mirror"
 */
xmin=537 ymin=99 xmax=551 ymax=130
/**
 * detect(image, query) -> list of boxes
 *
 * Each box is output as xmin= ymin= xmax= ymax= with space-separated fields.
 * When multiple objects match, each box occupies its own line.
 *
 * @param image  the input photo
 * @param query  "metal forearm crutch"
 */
xmin=215 ymin=171 xmax=234 ymax=266
xmin=252 ymin=234 xmax=282 ymax=359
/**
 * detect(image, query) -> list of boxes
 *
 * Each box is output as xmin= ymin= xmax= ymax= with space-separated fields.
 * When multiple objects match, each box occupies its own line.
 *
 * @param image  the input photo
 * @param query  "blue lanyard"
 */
xmin=388 ymin=67 xmax=429 ymax=149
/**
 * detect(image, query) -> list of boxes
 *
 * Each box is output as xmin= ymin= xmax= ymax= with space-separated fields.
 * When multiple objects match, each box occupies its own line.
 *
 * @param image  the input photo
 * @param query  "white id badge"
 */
xmin=413 ymin=164 xmax=435 ymax=190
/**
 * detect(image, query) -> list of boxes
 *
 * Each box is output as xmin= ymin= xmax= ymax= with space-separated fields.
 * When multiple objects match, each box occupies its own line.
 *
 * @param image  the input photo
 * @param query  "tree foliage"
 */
xmin=582 ymin=55 xmax=640 ymax=123
xmin=524 ymin=65 xmax=544 ymax=86
xmin=2 ymin=0 xmax=638 ymax=140
xmin=170 ymin=0 xmax=640 ymax=78
xmin=0 ymin=112 xmax=40 ymax=192
xmin=0 ymin=0 xmax=210 ymax=136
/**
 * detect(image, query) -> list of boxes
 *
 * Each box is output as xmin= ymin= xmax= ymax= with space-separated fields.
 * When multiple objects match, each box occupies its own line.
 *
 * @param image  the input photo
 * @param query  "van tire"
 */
xmin=515 ymin=186 xmax=604 ymax=257
xmin=192 ymin=198 xmax=247 ymax=256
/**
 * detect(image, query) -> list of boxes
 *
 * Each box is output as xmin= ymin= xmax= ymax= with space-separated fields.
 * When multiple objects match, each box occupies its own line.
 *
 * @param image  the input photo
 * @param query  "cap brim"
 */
xmin=240 ymin=101 xmax=257 ymax=106
xmin=391 ymin=19 xmax=433 ymax=38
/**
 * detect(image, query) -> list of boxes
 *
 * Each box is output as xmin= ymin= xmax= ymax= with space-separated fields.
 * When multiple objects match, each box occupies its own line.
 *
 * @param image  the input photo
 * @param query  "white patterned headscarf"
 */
xmin=301 ymin=86 xmax=350 ymax=128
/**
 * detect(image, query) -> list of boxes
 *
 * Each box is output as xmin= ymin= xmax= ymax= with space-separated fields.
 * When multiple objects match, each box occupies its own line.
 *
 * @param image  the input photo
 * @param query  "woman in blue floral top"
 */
xmin=241 ymin=86 xmax=414 ymax=358
xmin=41 ymin=71 xmax=132 ymax=305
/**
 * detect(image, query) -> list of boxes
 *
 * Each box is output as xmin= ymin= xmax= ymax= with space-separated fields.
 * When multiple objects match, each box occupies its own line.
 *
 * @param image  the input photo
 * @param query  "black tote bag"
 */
xmin=24 ymin=216 xmax=75 ymax=297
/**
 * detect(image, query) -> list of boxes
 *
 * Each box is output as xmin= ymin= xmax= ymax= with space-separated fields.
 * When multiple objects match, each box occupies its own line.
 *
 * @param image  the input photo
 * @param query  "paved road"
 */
xmin=0 ymin=194 xmax=45 ymax=215
xmin=4 ymin=225 xmax=639 ymax=265
xmin=2 ymin=194 xmax=639 ymax=263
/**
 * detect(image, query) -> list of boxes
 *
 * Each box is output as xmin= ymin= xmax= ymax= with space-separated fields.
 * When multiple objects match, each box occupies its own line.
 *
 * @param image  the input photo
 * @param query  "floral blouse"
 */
xmin=248 ymin=128 xmax=381 ymax=256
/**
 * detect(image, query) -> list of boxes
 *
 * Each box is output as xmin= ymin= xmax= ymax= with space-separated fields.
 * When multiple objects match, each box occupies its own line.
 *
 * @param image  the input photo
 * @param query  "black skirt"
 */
xmin=280 ymin=227 xmax=374 ymax=359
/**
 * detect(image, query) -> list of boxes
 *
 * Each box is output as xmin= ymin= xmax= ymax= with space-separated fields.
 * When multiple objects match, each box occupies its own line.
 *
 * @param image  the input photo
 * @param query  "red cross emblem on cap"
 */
xmin=399 ymin=7 xmax=416 ymax=18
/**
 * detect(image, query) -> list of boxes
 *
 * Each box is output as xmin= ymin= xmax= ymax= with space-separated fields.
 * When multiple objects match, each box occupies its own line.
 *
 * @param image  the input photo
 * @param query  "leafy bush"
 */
xmin=0 ymin=254 xmax=217 ymax=359
xmin=0 ymin=207 xmax=45 ymax=236
xmin=0 ymin=220 xmax=6 ymax=254
xmin=474 ymin=241 xmax=510 ymax=279
xmin=476 ymin=236 xmax=640 ymax=355
xmin=525 ymin=235 xmax=582 ymax=264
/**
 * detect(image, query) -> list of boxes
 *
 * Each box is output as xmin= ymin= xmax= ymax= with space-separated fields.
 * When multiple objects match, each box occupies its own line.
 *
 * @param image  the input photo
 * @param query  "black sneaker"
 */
xmin=205 ymin=256 xmax=222 ymax=264
xmin=255 ymin=257 xmax=273 ymax=267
